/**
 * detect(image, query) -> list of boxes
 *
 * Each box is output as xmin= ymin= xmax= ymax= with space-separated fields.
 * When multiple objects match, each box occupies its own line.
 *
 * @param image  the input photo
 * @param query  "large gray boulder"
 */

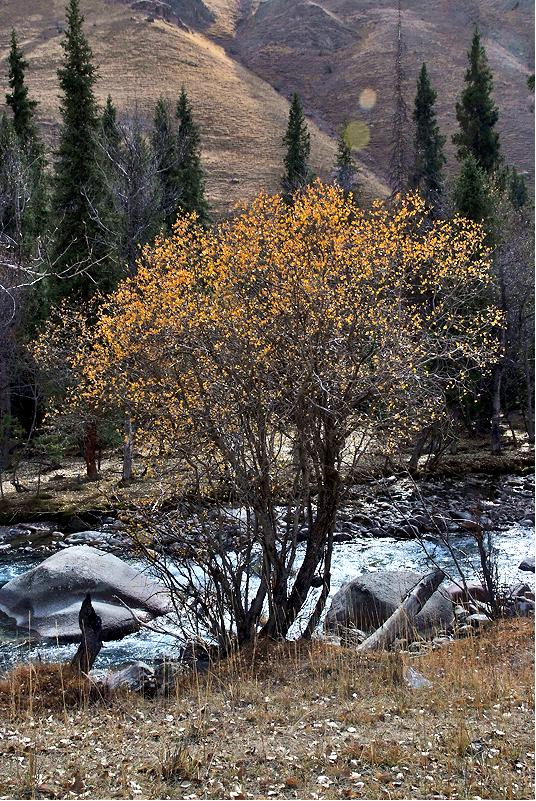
xmin=0 ymin=545 xmax=170 ymax=642
xmin=325 ymin=569 xmax=453 ymax=637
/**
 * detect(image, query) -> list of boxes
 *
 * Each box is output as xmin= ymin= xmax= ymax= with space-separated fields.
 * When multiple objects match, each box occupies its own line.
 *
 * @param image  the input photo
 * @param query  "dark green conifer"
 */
xmin=152 ymin=97 xmax=180 ymax=229
xmin=5 ymin=29 xmax=48 ymax=253
xmin=282 ymin=93 xmax=312 ymax=198
xmin=453 ymin=153 xmax=491 ymax=223
xmin=6 ymin=30 xmax=38 ymax=148
xmin=175 ymin=87 xmax=209 ymax=223
xmin=100 ymin=95 xmax=120 ymax=155
xmin=0 ymin=113 xmax=18 ymax=238
xmin=452 ymin=29 xmax=501 ymax=173
xmin=51 ymin=0 xmax=113 ymax=302
xmin=507 ymin=167 xmax=528 ymax=209
xmin=412 ymin=63 xmax=445 ymax=202
xmin=333 ymin=129 xmax=359 ymax=200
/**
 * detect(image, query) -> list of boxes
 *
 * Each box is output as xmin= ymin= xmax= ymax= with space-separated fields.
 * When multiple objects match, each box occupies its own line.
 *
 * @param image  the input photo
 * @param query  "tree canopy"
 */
xmin=70 ymin=182 xmax=500 ymax=646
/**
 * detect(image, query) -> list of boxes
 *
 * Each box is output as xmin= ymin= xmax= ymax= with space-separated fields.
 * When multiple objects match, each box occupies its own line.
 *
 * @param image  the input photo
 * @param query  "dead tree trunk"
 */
xmin=83 ymin=421 xmax=99 ymax=481
xmin=357 ymin=569 xmax=445 ymax=653
xmin=70 ymin=593 xmax=103 ymax=673
xmin=490 ymin=363 xmax=503 ymax=455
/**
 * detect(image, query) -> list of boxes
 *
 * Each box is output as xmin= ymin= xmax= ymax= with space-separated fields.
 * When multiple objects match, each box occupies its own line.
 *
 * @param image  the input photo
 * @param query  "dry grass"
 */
xmin=0 ymin=619 xmax=533 ymax=799
xmin=0 ymin=663 xmax=108 ymax=716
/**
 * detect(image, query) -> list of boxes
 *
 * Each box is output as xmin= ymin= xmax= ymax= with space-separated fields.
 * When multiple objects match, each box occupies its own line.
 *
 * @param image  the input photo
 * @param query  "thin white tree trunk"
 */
xmin=357 ymin=569 xmax=445 ymax=653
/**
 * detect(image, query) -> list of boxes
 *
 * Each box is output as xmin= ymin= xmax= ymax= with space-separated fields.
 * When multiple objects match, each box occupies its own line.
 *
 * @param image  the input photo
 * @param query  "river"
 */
xmin=0 ymin=471 xmax=533 ymax=672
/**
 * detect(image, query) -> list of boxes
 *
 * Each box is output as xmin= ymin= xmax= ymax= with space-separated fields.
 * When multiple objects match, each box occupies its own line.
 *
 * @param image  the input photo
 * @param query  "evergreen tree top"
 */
xmin=6 ymin=29 xmax=38 ymax=147
xmin=58 ymin=0 xmax=98 ymax=121
xmin=282 ymin=93 xmax=312 ymax=197
xmin=100 ymin=94 xmax=120 ymax=155
xmin=102 ymin=95 xmax=117 ymax=132
xmin=336 ymin=129 xmax=353 ymax=169
xmin=452 ymin=28 xmax=501 ymax=173
xmin=176 ymin=87 xmax=199 ymax=146
xmin=412 ymin=61 xmax=446 ymax=202
xmin=413 ymin=63 xmax=436 ymax=122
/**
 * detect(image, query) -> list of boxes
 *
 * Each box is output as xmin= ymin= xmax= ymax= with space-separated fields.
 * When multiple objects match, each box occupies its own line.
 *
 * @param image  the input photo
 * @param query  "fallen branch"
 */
xmin=357 ymin=569 xmax=445 ymax=653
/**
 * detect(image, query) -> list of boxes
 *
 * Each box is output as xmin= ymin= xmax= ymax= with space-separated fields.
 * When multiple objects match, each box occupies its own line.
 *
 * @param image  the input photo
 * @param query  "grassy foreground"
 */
xmin=0 ymin=620 xmax=534 ymax=800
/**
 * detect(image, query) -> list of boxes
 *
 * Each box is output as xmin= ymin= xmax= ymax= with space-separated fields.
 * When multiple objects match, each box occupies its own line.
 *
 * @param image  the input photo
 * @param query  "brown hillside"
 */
xmin=230 ymin=0 xmax=535 ymax=184
xmin=1 ymin=0 xmax=531 ymax=213
xmin=0 ymin=0 xmax=388 ymax=216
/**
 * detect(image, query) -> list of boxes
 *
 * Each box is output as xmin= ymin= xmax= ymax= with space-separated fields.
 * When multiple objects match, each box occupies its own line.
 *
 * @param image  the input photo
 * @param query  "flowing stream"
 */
xmin=0 ymin=472 xmax=533 ymax=672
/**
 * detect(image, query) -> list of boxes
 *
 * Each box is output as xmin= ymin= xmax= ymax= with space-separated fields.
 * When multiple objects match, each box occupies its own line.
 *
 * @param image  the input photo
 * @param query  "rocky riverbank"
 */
xmin=0 ymin=471 xmax=533 ymax=672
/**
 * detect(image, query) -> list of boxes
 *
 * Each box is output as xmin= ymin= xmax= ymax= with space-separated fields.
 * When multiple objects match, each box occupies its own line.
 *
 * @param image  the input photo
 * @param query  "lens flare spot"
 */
xmin=343 ymin=120 xmax=371 ymax=151
xmin=359 ymin=88 xmax=377 ymax=111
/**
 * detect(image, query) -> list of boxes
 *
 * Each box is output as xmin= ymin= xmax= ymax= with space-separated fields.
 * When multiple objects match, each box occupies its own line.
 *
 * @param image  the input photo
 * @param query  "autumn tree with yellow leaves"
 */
xmin=72 ymin=182 xmax=500 ymax=650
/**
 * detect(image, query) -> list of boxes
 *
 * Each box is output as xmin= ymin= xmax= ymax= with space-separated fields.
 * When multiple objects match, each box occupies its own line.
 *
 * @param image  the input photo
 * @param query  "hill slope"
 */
xmin=229 ymin=0 xmax=534 ymax=183
xmin=0 ymin=0 xmax=532 ymax=214
xmin=0 ymin=0 xmax=387 ymax=216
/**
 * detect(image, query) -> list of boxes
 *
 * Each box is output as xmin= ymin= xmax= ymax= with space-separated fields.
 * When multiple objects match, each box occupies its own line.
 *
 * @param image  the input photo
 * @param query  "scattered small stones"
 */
xmin=103 ymin=661 xmax=157 ymax=694
xmin=467 ymin=613 xmax=492 ymax=628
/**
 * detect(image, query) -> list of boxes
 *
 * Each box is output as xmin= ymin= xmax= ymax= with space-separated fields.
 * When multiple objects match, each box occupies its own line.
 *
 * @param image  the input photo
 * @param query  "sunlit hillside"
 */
xmin=0 ymin=0 xmax=388 ymax=215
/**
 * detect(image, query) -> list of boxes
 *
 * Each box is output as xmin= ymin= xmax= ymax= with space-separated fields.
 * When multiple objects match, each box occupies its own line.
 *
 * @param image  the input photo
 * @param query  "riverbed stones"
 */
xmin=445 ymin=580 xmax=490 ymax=604
xmin=518 ymin=556 xmax=535 ymax=573
xmin=324 ymin=569 xmax=453 ymax=637
xmin=0 ymin=545 xmax=170 ymax=642
xmin=103 ymin=661 xmax=157 ymax=694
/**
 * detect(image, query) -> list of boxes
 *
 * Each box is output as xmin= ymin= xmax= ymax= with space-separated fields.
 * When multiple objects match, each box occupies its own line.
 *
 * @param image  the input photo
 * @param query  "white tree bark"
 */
xmin=357 ymin=568 xmax=445 ymax=653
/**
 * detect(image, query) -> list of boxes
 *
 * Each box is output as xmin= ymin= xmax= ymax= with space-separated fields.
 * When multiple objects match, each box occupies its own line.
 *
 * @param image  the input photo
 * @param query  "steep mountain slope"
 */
xmin=0 ymin=0 xmax=387 ymax=215
xmin=230 ymin=0 xmax=534 ymax=183
xmin=1 ymin=0 xmax=532 ymax=215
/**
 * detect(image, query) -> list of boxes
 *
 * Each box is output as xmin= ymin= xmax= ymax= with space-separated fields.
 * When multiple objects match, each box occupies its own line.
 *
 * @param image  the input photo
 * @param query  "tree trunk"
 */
xmin=70 ymin=593 xmax=103 ymax=673
xmin=0 ymin=352 xmax=12 ymax=475
xmin=408 ymin=427 xmax=429 ymax=472
xmin=122 ymin=412 xmax=134 ymax=483
xmin=490 ymin=363 xmax=503 ymax=455
xmin=357 ymin=569 xmax=445 ymax=653
xmin=260 ymin=422 xmax=341 ymax=641
xmin=523 ymin=344 xmax=535 ymax=444
xmin=83 ymin=421 xmax=99 ymax=480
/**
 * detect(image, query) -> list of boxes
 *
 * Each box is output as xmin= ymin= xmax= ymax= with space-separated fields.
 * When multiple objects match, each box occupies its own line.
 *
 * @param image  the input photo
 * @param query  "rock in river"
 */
xmin=324 ymin=569 xmax=453 ymax=637
xmin=518 ymin=556 xmax=535 ymax=573
xmin=0 ymin=545 xmax=170 ymax=642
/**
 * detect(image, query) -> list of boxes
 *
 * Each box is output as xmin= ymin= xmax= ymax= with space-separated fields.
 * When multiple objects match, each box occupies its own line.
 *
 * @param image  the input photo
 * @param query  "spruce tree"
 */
xmin=0 ymin=113 xmax=18 ymax=239
xmin=100 ymin=95 xmax=120 ymax=156
xmin=6 ymin=30 xmax=38 ymax=148
xmin=334 ymin=129 xmax=359 ymax=200
xmin=507 ymin=167 xmax=528 ymax=209
xmin=152 ymin=97 xmax=180 ymax=229
xmin=412 ymin=62 xmax=445 ymax=202
xmin=176 ymin=87 xmax=209 ymax=223
xmin=5 ymin=29 xmax=48 ymax=253
xmin=453 ymin=153 xmax=490 ymax=223
xmin=95 ymin=95 xmax=122 ymax=266
xmin=452 ymin=28 xmax=501 ymax=173
xmin=282 ymin=93 xmax=312 ymax=198
xmin=51 ymin=0 xmax=112 ymax=302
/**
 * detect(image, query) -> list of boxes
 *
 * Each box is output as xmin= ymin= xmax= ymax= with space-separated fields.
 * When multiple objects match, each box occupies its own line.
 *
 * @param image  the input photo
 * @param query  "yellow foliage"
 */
xmin=71 ymin=182 xmax=500 ymax=465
